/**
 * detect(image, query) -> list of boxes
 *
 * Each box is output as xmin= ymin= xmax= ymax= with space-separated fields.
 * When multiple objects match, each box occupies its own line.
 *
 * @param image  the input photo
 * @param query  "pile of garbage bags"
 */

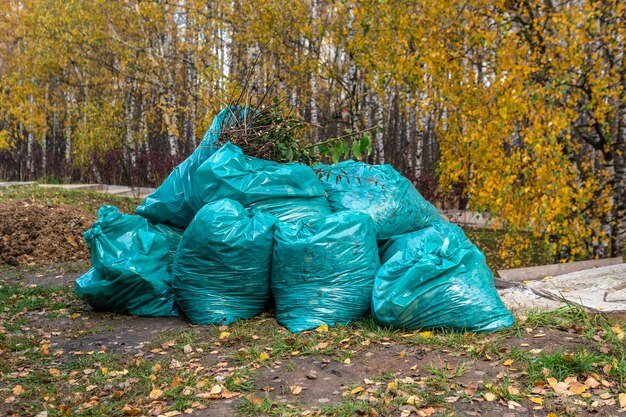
xmin=76 ymin=108 xmax=514 ymax=333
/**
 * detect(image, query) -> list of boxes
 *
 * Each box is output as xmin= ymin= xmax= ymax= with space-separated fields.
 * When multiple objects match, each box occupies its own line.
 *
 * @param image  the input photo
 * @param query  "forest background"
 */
xmin=0 ymin=0 xmax=624 ymax=263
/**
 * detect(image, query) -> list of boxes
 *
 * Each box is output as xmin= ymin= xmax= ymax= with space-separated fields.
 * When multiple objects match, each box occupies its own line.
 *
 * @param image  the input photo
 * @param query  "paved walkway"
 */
xmin=0 ymin=181 xmax=155 ymax=199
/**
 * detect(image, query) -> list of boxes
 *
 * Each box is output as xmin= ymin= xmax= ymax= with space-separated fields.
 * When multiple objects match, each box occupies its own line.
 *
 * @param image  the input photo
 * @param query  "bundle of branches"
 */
xmin=216 ymin=99 xmax=313 ymax=164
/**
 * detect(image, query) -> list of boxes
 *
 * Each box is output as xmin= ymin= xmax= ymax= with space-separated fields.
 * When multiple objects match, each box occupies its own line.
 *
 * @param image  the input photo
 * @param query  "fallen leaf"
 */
xmin=219 ymin=332 xmax=230 ymax=340
xmin=619 ymin=393 xmax=626 ymax=410
xmin=59 ymin=405 xmax=71 ymax=416
xmin=344 ymin=358 xmax=351 ymax=364
xmin=530 ymin=397 xmax=544 ymax=405
xmin=148 ymin=388 xmax=162 ymax=400
xmin=12 ymin=385 xmax=24 ymax=396
xmin=49 ymin=368 xmax=61 ymax=377
xmin=291 ymin=385 xmax=302 ymax=395
xmin=399 ymin=350 xmax=406 ymax=359
xmin=351 ymin=386 xmax=364 ymax=395
xmin=151 ymin=363 xmax=161 ymax=373
xmin=209 ymin=385 xmax=222 ymax=395
xmin=363 ymin=378 xmax=375 ymax=385
xmin=418 ymin=331 xmax=432 ymax=338
xmin=122 ymin=405 xmax=142 ymax=416
xmin=483 ymin=392 xmax=496 ymax=401
xmin=502 ymin=359 xmax=514 ymax=366
xmin=507 ymin=386 xmax=520 ymax=395
xmin=258 ymin=352 xmax=269 ymax=361
xmin=568 ymin=382 xmax=588 ymax=395
xmin=245 ymin=394 xmax=263 ymax=407
xmin=317 ymin=342 xmax=328 ymax=349
xmin=183 ymin=344 xmax=192 ymax=354
xmin=316 ymin=324 xmax=329 ymax=333
xmin=585 ymin=376 xmax=600 ymax=388
xmin=387 ymin=381 xmax=396 ymax=391
xmin=603 ymin=364 xmax=612 ymax=375
xmin=406 ymin=395 xmax=422 ymax=406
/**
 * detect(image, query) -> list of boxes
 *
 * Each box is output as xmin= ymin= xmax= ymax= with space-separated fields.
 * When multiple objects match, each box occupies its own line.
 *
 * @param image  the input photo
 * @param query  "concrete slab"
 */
xmin=39 ymin=184 xmax=104 ymax=191
xmin=497 ymin=257 xmax=624 ymax=282
xmin=525 ymin=263 xmax=626 ymax=320
xmin=498 ymin=286 xmax=566 ymax=313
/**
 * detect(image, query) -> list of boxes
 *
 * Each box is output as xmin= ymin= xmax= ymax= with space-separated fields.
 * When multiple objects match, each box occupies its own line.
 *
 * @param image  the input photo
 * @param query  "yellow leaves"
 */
xmin=351 ymin=386 xmax=364 ymax=395
xmin=502 ymin=359 xmax=514 ymax=366
xmin=12 ymin=385 xmax=24 ymax=396
xmin=530 ymin=397 xmax=543 ymax=405
xmin=122 ymin=404 xmax=142 ymax=416
xmin=418 ymin=331 xmax=432 ymax=338
xmin=148 ymin=388 xmax=163 ymax=400
xmin=483 ymin=392 xmax=497 ymax=401
xmin=619 ymin=392 xmax=626 ymax=410
xmin=315 ymin=324 xmax=329 ymax=333
xmin=258 ymin=351 xmax=269 ymax=361
xmin=219 ymin=331 xmax=230 ymax=340
xmin=290 ymin=385 xmax=302 ymax=395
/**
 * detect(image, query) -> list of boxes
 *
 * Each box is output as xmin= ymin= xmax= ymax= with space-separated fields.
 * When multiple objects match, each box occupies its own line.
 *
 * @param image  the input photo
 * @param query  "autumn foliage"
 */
xmin=0 ymin=0 xmax=624 ymax=262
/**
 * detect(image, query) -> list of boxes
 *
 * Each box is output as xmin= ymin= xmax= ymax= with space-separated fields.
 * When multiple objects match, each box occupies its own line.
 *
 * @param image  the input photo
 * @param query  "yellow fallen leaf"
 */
xmin=603 ymin=364 xmax=612 ymax=375
xmin=502 ymin=359 xmax=514 ymax=366
xmin=547 ymin=413 xmax=558 ymax=417
xmin=210 ymin=385 xmax=222 ymax=395
xmin=530 ymin=397 xmax=543 ymax=405
xmin=406 ymin=395 xmax=422 ymax=406
xmin=585 ymin=376 xmax=600 ymax=388
xmin=49 ymin=368 xmax=61 ymax=376
xmin=59 ymin=405 xmax=72 ymax=416
xmin=101 ymin=367 xmax=108 ymax=375
xmin=219 ymin=332 xmax=230 ymax=340
xmin=151 ymin=363 xmax=161 ymax=373
xmin=507 ymin=386 xmax=520 ymax=395
xmin=363 ymin=378 xmax=375 ymax=385
xmin=351 ymin=386 xmax=364 ymax=395
xmin=12 ymin=385 xmax=24 ymax=396
xmin=343 ymin=358 xmax=351 ymax=364
xmin=258 ymin=351 xmax=269 ymax=361
xmin=483 ymin=392 xmax=496 ymax=401
xmin=419 ymin=331 xmax=432 ymax=338
xmin=316 ymin=324 xmax=329 ymax=333
xmin=387 ymin=381 xmax=396 ymax=391
xmin=291 ymin=385 xmax=302 ymax=395
xmin=148 ymin=388 xmax=162 ymax=400
xmin=317 ymin=342 xmax=329 ymax=349
xmin=399 ymin=350 xmax=406 ymax=359
xmin=122 ymin=404 xmax=142 ymax=416
xmin=619 ymin=392 xmax=626 ymax=410
xmin=568 ymin=382 xmax=588 ymax=395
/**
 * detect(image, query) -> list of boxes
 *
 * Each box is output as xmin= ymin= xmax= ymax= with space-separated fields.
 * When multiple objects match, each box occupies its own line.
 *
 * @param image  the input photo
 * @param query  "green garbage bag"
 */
xmin=316 ymin=161 xmax=441 ymax=240
xmin=272 ymin=211 xmax=380 ymax=332
xmin=372 ymin=221 xmax=514 ymax=332
xmin=148 ymin=222 xmax=184 ymax=265
xmin=192 ymin=142 xmax=331 ymax=222
xmin=136 ymin=107 xmax=250 ymax=228
xmin=76 ymin=205 xmax=178 ymax=316
xmin=173 ymin=199 xmax=277 ymax=325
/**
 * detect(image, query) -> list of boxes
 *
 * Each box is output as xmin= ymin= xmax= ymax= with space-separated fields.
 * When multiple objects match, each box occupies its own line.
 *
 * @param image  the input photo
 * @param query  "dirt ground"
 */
xmin=0 ymin=200 xmax=94 ymax=266
xmin=1 ymin=266 xmax=625 ymax=417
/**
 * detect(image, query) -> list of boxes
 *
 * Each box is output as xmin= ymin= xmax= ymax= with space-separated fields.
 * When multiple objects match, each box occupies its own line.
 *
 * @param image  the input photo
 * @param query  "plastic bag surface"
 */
xmin=76 ymin=205 xmax=178 ymax=316
xmin=272 ymin=211 xmax=380 ymax=332
xmin=136 ymin=107 xmax=249 ymax=228
xmin=173 ymin=199 xmax=276 ymax=325
xmin=372 ymin=221 xmax=514 ymax=332
xmin=192 ymin=142 xmax=331 ymax=222
xmin=317 ymin=161 xmax=440 ymax=240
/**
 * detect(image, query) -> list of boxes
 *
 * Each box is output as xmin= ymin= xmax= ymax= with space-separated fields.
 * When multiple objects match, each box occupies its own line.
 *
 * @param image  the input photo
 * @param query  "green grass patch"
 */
xmin=527 ymin=349 xmax=602 ymax=382
xmin=0 ymin=184 xmax=141 ymax=215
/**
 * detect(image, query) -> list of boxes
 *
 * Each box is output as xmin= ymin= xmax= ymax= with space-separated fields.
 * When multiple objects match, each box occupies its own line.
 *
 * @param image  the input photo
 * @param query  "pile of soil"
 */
xmin=0 ymin=200 xmax=96 ymax=266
